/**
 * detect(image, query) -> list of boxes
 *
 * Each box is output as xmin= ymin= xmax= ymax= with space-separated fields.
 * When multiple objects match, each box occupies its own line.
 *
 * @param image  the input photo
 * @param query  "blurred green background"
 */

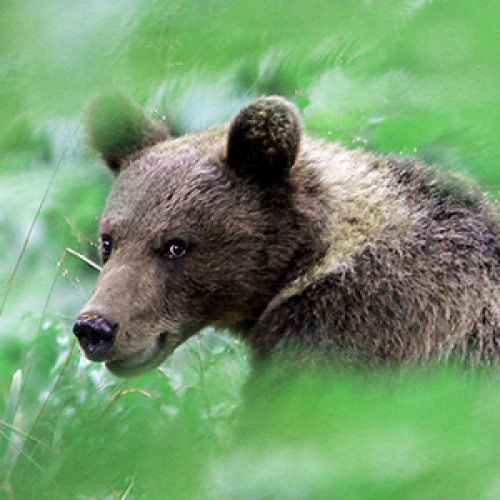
xmin=1 ymin=0 xmax=499 ymax=498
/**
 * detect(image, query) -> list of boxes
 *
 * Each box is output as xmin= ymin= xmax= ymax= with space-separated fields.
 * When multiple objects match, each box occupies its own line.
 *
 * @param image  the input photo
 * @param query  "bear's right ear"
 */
xmin=226 ymin=96 xmax=301 ymax=186
xmin=84 ymin=92 xmax=169 ymax=174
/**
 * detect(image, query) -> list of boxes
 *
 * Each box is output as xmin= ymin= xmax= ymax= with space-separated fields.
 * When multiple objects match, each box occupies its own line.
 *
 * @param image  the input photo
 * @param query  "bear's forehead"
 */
xmin=104 ymin=150 xmax=221 ymax=220
xmin=99 ymin=137 xmax=255 ymax=240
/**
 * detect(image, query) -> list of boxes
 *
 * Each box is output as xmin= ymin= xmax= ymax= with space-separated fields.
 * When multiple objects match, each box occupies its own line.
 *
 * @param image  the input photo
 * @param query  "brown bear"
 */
xmin=73 ymin=93 xmax=500 ymax=376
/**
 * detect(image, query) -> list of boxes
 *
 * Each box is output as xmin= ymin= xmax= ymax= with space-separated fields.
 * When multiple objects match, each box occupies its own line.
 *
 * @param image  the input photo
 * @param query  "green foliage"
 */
xmin=223 ymin=366 xmax=500 ymax=500
xmin=1 ymin=0 xmax=500 ymax=498
xmin=1 ymin=320 xmax=248 ymax=499
xmin=4 ymin=336 xmax=500 ymax=499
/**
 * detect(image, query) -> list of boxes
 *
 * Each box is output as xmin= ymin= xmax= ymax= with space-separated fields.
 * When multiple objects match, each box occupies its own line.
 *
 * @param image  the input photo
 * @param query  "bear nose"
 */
xmin=73 ymin=313 xmax=118 ymax=361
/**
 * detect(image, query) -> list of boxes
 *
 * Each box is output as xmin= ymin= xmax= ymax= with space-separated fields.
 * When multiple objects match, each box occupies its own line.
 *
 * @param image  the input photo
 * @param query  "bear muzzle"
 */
xmin=73 ymin=312 xmax=118 ymax=362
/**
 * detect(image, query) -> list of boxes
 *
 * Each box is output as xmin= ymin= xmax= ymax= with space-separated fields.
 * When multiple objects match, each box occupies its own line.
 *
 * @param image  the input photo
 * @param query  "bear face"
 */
xmin=74 ymin=94 xmax=325 ymax=376
xmin=74 ymin=93 xmax=500 ymax=376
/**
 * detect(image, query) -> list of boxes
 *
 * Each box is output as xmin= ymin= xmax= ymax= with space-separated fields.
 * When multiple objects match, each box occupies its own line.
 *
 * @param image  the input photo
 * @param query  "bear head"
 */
xmin=73 ymin=93 xmax=319 ymax=376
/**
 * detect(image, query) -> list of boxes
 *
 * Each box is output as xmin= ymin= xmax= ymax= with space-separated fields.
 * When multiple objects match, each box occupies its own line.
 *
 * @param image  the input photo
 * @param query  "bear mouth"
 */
xmin=105 ymin=333 xmax=169 ymax=377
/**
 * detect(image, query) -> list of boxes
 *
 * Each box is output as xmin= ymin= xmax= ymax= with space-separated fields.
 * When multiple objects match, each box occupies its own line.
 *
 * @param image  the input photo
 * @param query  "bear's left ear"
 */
xmin=226 ymin=96 xmax=301 ymax=185
xmin=84 ymin=92 xmax=169 ymax=174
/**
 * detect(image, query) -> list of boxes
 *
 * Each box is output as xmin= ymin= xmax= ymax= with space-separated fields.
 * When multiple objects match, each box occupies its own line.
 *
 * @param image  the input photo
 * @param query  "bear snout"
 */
xmin=73 ymin=313 xmax=118 ymax=362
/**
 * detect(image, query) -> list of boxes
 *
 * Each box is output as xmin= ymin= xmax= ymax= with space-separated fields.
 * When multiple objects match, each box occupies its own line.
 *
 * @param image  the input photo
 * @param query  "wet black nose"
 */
xmin=73 ymin=313 xmax=118 ymax=361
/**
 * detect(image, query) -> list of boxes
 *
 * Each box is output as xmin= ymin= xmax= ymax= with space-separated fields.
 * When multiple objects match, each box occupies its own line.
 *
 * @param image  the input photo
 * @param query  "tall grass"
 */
xmin=1 ymin=0 xmax=500 ymax=498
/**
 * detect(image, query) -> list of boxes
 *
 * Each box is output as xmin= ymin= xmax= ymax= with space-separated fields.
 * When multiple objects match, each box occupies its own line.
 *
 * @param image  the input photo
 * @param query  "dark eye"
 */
xmin=100 ymin=234 xmax=112 ymax=263
xmin=166 ymin=239 xmax=187 ymax=259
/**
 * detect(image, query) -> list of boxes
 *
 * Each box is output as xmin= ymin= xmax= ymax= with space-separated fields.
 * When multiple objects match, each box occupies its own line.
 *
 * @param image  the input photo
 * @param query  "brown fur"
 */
xmin=74 ymin=94 xmax=500 ymax=376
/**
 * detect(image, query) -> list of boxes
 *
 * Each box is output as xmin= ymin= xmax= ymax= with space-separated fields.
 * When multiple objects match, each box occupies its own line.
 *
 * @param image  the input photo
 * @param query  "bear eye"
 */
xmin=100 ymin=234 xmax=112 ymax=263
xmin=166 ymin=239 xmax=187 ymax=260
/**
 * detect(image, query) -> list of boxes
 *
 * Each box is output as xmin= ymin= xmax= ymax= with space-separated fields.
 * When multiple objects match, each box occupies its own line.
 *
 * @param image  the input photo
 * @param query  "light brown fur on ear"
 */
xmin=227 ymin=95 xmax=301 ymax=185
xmin=84 ymin=91 xmax=169 ymax=174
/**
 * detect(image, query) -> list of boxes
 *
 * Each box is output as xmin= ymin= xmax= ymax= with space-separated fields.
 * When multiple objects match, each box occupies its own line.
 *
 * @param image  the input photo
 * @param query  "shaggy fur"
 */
xmin=74 ymin=94 xmax=499 ymax=376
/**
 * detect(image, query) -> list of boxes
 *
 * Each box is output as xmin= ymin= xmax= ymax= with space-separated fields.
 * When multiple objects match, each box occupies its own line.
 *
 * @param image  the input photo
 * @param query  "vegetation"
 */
xmin=1 ymin=0 xmax=499 ymax=498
